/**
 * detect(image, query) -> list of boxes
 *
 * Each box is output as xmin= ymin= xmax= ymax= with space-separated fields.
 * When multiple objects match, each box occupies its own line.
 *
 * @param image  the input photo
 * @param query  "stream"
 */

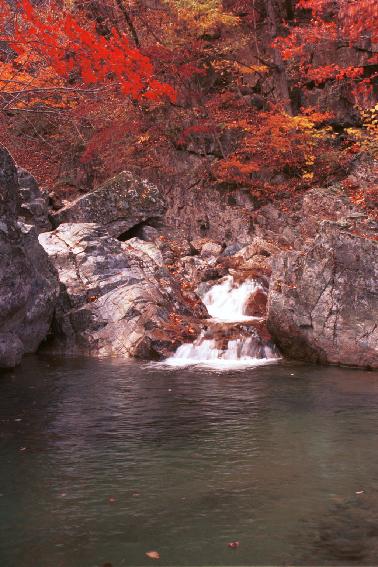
xmin=167 ymin=276 xmax=279 ymax=367
xmin=1 ymin=357 xmax=378 ymax=566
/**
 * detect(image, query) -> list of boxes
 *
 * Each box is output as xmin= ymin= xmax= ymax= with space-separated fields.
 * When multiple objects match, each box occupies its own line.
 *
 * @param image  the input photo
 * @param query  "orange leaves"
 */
xmin=215 ymin=157 xmax=259 ymax=184
xmin=145 ymin=551 xmax=160 ymax=560
xmin=275 ymin=0 xmax=377 ymax=95
xmin=211 ymin=107 xmax=333 ymax=190
xmin=1 ymin=0 xmax=176 ymax=109
xmin=306 ymin=64 xmax=364 ymax=85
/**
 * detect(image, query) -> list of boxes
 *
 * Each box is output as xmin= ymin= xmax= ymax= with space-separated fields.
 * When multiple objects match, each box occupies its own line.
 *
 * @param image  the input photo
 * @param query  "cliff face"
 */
xmin=0 ymin=147 xmax=59 ymax=368
xmin=268 ymin=222 xmax=378 ymax=368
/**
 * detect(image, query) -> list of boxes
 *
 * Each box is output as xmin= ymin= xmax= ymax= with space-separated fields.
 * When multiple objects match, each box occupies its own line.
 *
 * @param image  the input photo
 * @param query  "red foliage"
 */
xmin=2 ymin=0 xmax=176 ymax=103
xmin=275 ymin=0 xmax=378 ymax=96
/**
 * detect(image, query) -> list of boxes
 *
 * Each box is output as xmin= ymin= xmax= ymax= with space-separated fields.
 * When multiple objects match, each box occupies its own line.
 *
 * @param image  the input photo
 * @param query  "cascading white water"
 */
xmin=201 ymin=275 xmax=259 ymax=321
xmin=167 ymin=334 xmax=279 ymax=367
xmin=165 ymin=275 xmax=280 ymax=368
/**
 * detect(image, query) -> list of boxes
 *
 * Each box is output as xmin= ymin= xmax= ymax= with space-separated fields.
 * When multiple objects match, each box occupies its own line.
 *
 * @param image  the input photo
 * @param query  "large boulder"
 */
xmin=52 ymin=171 xmax=165 ymax=237
xmin=267 ymin=221 xmax=378 ymax=368
xmin=39 ymin=223 xmax=206 ymax=359
xmin=0 ymin=146 xmax=59 ymax=368
xmin=17 ymin=166 xmax=51 ymax=233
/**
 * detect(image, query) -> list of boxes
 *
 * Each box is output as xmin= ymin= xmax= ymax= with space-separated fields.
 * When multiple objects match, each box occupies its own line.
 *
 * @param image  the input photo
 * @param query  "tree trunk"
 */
xmin=114 ymin=0 xmax=140 ymax=47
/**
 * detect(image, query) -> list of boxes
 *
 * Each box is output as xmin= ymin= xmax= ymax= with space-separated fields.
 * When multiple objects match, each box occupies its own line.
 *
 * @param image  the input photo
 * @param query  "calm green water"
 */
xmin=1 ymin=357 xmax=378 ymax=566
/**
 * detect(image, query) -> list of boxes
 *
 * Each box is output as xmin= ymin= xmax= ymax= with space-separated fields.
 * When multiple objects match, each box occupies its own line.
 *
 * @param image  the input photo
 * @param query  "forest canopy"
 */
xmin=0 ymin=0 xmax=377 ymax=202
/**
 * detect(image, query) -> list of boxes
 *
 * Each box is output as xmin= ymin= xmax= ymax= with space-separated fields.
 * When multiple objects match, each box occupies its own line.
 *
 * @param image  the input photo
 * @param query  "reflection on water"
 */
xmin=1 ymin=357 xmax=378 ymax=566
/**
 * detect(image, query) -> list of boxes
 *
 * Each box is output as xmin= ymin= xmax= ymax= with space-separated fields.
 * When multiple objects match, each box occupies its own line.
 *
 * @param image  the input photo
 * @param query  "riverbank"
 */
xmin=0 ymin=145 xmax=377 ymax=369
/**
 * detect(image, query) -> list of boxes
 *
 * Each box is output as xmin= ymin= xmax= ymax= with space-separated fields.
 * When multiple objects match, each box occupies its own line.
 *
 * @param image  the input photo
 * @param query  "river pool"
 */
xmin=1 ymin=357 xmax=378 ymax=566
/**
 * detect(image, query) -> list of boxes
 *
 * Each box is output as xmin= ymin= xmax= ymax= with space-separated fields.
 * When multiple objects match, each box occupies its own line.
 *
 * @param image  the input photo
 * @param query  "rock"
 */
xmin=244 ymin=288 xmax=267 ymax=318
xmin=139 ymin=225 xmax=160 ymax=242
xmin=162 ymin=151 xmax=253 ymax=244
xmin=52 ymin=171 xmax=165 ymax=237
xmin=267 ymin=222 xmax=378 ymax=368
xmin=222 ymin=242 xmax=244 ymax=256
xmin=190 ymin=238 xmax=223 ymax=258
xmin=16 ymin=166 xmax=51 ymax=233
xmin=232 ymin=255 xmax=273 ymax=279
xmin=298 ymin=185 xmax=356 ymax=240
xmin=39 ymin=223 xmax=206 ymax=359
xmin=190 ymin=238 xmax=211 ymax=254
xmin=0 ymin=146 xmax=60 ymax=368
xmin=0 ymin=333 xmax=24 ymax=368
xmin=217 ymin=237 xmax=279 ymax=281
xmin=254 ymin=203 xmax=298 ymax=247
xmin=200 ymin=241 xmax=223 ymax=258
xmin=177 ymin=253 xmax=226 ymax=287
xmin=235 ymin=238 xmax=281 ymax=260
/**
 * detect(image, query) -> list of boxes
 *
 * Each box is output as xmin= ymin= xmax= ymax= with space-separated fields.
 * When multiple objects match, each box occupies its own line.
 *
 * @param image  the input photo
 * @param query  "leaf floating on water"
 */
xmin=228 ymin=541 xmax=240 ymax=549
xmin=145 ymin=551 xmax=160 ymax=560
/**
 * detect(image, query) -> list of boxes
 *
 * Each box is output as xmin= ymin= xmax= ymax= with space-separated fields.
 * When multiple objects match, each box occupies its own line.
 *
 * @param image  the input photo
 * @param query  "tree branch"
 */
xmin=114 ymin=0 xmax=140 ymax=47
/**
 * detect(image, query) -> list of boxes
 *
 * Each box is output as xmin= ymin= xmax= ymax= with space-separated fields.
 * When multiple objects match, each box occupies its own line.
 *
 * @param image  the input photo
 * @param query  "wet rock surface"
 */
xmin=39 ymin=223 xmax=206 ymax=359
xmin=52 ymin=171 xmax=165 ymax=238
xmin=0 ymin=147 xmax=59 ymax=368
xmin=267 ymin=221 xmax=378 ymax=368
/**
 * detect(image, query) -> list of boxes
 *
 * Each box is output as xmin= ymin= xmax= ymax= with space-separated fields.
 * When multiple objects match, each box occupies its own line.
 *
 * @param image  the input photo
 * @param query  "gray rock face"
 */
xmin=0 ymin=146 xmax=59 ymax=368
xmin=52 ymin=171 xmax=165 ymax=237
xmin=267 ymin=222 xmax=378 ymax=368
xmin=39 ymin=223 xmax=206 ymax=359
xmin=17 ymin=167 xmax=51 ymax=233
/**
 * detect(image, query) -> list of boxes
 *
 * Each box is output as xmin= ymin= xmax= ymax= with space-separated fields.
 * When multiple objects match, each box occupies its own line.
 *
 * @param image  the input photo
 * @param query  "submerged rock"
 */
xmin=52 ymin=171 xmax=165 ymax=237
xmin=0 ymin=146 xmax=59 ymax=368
xmin=39 ymin=223 xmax=205 ymax=359
xmin=267 ymin=221 xmax=378 ymax=368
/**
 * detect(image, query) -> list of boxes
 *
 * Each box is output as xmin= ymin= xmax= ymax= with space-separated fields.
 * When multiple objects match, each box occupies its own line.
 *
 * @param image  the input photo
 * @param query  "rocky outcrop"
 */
xmin=253 ymin=185 xmax=360 ymax=248
xmin=267 ymin=221 xmax=378 ymax=368
xmin=39 ymin=223 xmax=206 ymax=359
xmin=0 ymin=147 xmax=59 ymax=368
xmin=17 ymin=166 xmax=51 ymax=233
xmin=52 ymin=171 xmax=165 ymax=237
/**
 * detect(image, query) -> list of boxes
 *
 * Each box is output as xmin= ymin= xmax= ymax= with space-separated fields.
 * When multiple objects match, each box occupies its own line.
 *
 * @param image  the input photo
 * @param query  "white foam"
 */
xmin=164 ymin=276 xmax=280 ymax=369
xmin=202 ymin=276 xmax=259 ymax=321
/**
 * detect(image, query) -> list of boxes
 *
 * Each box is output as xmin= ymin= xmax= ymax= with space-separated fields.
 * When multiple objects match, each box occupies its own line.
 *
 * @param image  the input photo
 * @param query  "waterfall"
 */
xmin=165 ymin=276 xmax=280 ymax=367
xmin=202 ymin=276 xmax=260 ymax=321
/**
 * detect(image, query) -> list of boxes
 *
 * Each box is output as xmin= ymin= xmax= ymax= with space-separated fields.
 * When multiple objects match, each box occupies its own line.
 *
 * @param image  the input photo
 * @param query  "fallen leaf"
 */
xmin=145 ymin=551 xmax=160 ymax=560
xmin=228 ymin=541 xmax=240 ymax=549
